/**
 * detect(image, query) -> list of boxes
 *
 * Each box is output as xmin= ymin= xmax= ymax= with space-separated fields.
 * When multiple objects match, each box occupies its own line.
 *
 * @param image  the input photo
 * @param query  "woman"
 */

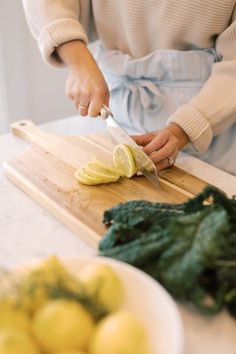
xmin=22 ymin=0 xmax=236 ymax=174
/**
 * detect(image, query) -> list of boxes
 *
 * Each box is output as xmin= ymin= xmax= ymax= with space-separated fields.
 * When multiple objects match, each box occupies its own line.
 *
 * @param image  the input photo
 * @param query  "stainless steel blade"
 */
xmin=140 ymin=169 xmax=161 ymax=188
xmin=105 ymin=115 xmax=160 ymax=188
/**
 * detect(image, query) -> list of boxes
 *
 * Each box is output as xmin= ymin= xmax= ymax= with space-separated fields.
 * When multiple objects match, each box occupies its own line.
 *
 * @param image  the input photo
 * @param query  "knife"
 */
xmin=100 ymin=105 xmax=160 ymax=188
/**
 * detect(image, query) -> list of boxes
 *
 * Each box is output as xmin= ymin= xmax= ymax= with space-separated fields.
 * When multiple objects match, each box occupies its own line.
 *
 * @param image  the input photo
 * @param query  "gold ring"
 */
xmin=167 ymin=156 xmax=175 ymax=166
xmin=78 ymin=104 xmax=88 ymax=110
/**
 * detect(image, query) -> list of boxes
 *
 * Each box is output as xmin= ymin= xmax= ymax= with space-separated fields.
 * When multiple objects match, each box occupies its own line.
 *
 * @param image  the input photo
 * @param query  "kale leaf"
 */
xmin=99 ymin=186 xmax=236 ymax=317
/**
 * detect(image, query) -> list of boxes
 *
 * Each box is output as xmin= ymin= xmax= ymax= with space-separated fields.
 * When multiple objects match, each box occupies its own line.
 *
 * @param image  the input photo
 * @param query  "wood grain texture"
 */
xmin=4 ymin=120 xmax=210 ymax=248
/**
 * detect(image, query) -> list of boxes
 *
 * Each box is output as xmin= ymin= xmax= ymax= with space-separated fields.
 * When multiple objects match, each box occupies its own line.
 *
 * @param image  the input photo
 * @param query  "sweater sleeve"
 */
xmin=22 ymin=0 xmax=94 ymax=67
xmin=167 ymin=11 xmax=236 ymax=154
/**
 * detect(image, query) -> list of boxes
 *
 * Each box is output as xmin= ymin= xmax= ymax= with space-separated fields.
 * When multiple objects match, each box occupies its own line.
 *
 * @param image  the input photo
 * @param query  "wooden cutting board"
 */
xmin=3 ymin=120 xmax=209 ymax=248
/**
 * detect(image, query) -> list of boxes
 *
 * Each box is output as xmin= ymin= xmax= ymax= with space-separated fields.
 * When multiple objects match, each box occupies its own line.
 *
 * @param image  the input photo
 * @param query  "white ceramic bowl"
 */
xmin=13 ymin=256 xmax=184 ymax=354
xmin=58 ymin=256 xmax=185 ymax=354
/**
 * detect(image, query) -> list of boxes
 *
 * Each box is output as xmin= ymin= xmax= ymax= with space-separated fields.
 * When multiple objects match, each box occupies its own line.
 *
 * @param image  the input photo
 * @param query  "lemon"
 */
xmin=79 ymin=166 xmax=120 ymax=183
xmin=90 ymin=311 xmax=150 ymax=354
xmin=128 ymin=146 xmax=155 ymax=172
xmin=113 ymin=144 xmax=137 ymax=178
xmin=75 ymin=143 xmax=140 ymax=185
xmin=0 ymin=328 xmax=39 ymax=354
xmin=0 ymin=301 xmax=30 ymax=333
xmin=86 ymin=161 xmax=123 ymax=178
xmin=32 ymin=299 xmax=95 ymax=352
xmin=75 ymin=174 xmax=100 ymax=186
xmin=75 ymin=169 xmax=119 ymax=185
xmin=75 ymin=171 xmax=105 ymax=185
xmin=19 ymin=256 xmax=82 ymax=314
xmin=78 ymin=264 xmax=123 ymax=312
xmin=52 ymin=351 xmax=87 ymax=354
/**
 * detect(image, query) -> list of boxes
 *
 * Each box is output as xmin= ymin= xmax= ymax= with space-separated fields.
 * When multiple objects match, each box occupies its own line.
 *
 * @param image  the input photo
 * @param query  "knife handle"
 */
xmin=99 ymin=105 xmax=113 ymax=120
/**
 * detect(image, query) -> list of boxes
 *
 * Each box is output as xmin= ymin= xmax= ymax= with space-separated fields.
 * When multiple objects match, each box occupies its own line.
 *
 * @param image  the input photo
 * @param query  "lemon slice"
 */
xmin=92 ymin=160 xmax=124 ymax=177
xmin=128 ymin=146 xmax=155 ymax=172
xmin=75 ymin=171 xmax=102 ymax=185
xmin=83 ymin=162 xmax=123 ymax=179
xmin=75 ymin=173 xmax=102 ymax=186
xmin=79 ymin=167 xmax=120 ymax=183
xmin=75 ymin=170 xmax=119 ymax=186
xmin=113 ymin=144 xmax=137 ymax=178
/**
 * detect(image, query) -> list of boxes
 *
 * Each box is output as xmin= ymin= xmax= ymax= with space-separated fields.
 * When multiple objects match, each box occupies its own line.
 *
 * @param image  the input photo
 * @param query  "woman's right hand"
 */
xmin=57 ymin=40 xmax=109 ymax=117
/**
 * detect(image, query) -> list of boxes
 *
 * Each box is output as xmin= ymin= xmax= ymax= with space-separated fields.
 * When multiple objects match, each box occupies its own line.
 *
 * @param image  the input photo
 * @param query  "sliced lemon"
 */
xmin=79 ymin=169 xmax=119 ymax=183
xmin=92 ymin=160 xmax=124 ymax=177
xmin=75 ymin=174 xmax=101 ymax=186
xmin=75 ymin=171 xmax=103 ymax=185
xmin=75 ymin=170 xmax=119 ymax=186
xmin=128 ymin=146 xmax=155 ymax=172
xmin=82 ymin=162 xmax=122 ymax=179
xmin=113 ymin=144 xmax=137 ymax=178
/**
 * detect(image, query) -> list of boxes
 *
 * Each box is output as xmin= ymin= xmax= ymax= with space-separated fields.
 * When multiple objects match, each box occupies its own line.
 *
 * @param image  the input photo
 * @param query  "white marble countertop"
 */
xmin=1 ymin=115 xmax=236 ymax=354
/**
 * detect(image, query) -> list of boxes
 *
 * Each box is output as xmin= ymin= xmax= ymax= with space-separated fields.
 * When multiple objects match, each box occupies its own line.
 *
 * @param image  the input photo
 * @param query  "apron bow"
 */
xmin=108 ymin=76 xmax=163 ymax=114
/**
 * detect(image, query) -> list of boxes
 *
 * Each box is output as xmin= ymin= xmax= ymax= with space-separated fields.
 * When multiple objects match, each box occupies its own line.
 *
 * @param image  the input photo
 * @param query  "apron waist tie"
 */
xmin=109 ymin=76 xmax=163 ymax=114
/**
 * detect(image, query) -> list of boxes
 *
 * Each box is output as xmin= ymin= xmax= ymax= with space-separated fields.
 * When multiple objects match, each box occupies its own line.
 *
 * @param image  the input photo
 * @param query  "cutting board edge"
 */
xmin=3 ymin=161 xmax=101 ymax=250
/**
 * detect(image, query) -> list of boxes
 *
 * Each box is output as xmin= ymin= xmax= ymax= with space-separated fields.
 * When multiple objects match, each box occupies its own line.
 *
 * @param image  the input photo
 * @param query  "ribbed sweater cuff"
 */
xmin=38 ymin=18 xmax=88 ymax=67
xmin=167 ymin=104 xmax=213 ymax=153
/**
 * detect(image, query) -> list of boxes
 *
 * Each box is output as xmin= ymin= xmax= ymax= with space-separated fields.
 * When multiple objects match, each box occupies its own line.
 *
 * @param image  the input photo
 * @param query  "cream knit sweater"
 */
xmin=22 ymin=0 xmax=236 ymax=153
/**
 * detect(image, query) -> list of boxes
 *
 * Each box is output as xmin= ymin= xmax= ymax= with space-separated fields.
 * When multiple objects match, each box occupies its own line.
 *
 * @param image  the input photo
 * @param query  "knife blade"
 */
xmin=100 ymin=105 xmax=160 ymax=188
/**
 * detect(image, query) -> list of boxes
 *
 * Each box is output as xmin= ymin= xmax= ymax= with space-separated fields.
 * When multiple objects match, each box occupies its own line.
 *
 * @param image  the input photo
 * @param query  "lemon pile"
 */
xmin=0 ymin=257 xmax=151 ymax=354
xmin=75 ymin=144 xmax=154 ymax=186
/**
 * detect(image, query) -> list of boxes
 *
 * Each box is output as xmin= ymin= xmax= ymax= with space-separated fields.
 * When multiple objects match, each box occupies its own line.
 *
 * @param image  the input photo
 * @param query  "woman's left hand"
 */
xmin=132 ymin=123 xmax=189 ymax=171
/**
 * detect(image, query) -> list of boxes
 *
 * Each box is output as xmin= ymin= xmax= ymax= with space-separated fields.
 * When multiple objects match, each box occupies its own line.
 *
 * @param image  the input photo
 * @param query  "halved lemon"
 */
xmin=113 ymin=144 xmax=137 ymax=178
xmin=128 ymin=146 xmax=155 ymax=172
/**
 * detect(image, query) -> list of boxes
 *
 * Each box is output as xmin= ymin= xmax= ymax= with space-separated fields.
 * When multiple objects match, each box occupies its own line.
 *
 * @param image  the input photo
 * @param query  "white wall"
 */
xmin=0 ymin=1 xmax=75 ymax=133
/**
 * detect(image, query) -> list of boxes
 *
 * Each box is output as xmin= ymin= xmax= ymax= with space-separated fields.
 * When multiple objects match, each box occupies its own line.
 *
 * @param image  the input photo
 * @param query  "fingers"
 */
xmin=132 ymin=128 xmax=181 ymax=172
xmin=104 ymin=91 xmax=110 ymax=108
xmin=75 ymin=96 xmax=90 ymax=117
xmin=71 ymin=87 xmax=109 ymax=117
xmin=155 ymin=149 xmax=179 ymax=171
xmin=147 ymin=139 xmax=178 ymax=164
xmin=142 ymin=130 xmax=169 ymax=155
xmin=78 ymin=103 xmax=89 ymax=116
xmin=74 ymin=89 xmax=109 ymax=117
xmin=131 ymin=132 xmax=156 ymax=146
xmin=88 ymin=89 xmax=108 ymax=117
xmin=65 ymin=61 xmax=110 ymax=118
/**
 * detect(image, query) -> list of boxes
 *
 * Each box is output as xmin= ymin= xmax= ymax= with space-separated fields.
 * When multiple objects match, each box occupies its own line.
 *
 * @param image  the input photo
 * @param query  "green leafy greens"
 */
xmin=99 ymin=186 xmax=236 ymax=317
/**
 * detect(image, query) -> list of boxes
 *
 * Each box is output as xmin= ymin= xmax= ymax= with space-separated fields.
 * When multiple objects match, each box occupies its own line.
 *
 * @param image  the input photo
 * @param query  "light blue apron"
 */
xmin=94 ymin=43 xmax=236 ymax=175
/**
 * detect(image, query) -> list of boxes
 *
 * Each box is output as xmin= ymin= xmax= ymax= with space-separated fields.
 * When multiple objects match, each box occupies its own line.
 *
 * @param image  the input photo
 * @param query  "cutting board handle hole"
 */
xmin=19 ymin=122 xmax=26 ymax=126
